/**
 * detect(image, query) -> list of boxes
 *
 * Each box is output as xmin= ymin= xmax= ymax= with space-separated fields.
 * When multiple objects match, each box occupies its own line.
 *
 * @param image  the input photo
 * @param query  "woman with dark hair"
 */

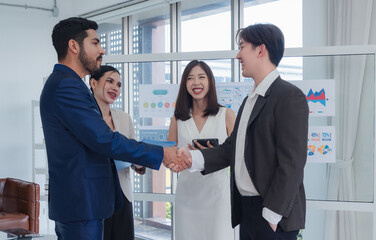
xmin=90 ymin=65 xmax=145 ymax=240
xmin=168 ymin=60 xmax=236 ymax=240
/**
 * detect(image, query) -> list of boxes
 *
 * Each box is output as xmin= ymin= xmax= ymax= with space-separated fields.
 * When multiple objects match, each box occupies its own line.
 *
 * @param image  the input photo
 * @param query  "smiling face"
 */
xmin=185 ymin=65 xmax=210 ymax=102
xmin=90 ymin=71 xmax=121 ymax=105
xmin=79 ymin=29 xmax=105 ymax=75
xmin=236 ymin=38 xmax=260 ymax=79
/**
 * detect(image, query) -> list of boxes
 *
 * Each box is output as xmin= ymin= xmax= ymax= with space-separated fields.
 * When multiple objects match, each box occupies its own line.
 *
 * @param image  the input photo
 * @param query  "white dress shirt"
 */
xmin=190 ymin=69 xmax=282 ymax=225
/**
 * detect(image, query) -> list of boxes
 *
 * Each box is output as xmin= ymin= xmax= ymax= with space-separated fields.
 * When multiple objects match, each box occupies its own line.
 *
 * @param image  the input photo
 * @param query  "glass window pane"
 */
xmin=279 ymin=56 xmax=303 ymax=81
xmin=133 ymin=168 xmax=173 ymax=195
xmin=134 ymin=201 xmax=172 ymax=240
xmin=296 ymin=54 xmax=375 ymax=202
xmin=180 ymin=59 xmax=232 ymax=83
xmin=131 ymin=61 xmax=173 ymax=194
xmin=98 ymin=20 xmax=123 ymax=55
xmin=181 ymin=0 xmax=231 ymax=51
xmin=131 ymin=6 xmax=170 ymax=54
xmin=304 ymin=209 xmax=372 ymax=240
xmin=98 ymin=21 xmax=124 ymax=110
xmin=243 ymin=0 xmax=302 ymax=48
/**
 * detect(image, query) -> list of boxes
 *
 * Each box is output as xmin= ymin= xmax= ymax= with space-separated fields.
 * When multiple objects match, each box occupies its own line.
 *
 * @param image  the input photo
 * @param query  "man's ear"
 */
xmin=258 ymin=44 xmax=266 ymax=57
xmin=68 ymin=39 xmax=80 ymax=55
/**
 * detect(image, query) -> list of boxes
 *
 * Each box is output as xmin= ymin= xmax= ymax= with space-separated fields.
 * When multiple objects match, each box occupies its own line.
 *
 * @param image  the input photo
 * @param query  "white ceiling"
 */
xmin=72 ymin=0 xmax=133 ymax=15
xmin=0 ymin=0 xmax=55 ymax=8
xmin=0 ymin=0 xmax=136 ymax=17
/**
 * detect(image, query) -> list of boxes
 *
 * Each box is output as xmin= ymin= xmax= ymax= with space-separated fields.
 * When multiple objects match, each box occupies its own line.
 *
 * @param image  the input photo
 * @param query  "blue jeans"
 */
xmin=55 ymin=219 xmax=104 ymax=240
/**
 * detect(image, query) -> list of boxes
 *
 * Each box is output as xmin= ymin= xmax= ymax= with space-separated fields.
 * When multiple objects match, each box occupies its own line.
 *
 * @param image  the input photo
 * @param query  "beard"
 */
xmin=78 ymin=47 xmax=101 ymax=75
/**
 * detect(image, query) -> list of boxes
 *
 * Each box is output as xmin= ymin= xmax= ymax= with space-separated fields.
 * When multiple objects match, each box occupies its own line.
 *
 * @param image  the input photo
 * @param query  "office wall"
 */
xmin=0 ymin=0 xmax=132 ymax=179
xmin=0 ymin=0 xmax=133 ymax=180
xmin=0 ymin=1 xmax=73 ymax=180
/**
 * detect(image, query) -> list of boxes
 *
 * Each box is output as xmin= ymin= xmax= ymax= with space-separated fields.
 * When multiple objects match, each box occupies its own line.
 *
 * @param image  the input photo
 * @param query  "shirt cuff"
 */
xmin=189 ymin=150 xmax=205 ymax=172
xmin=262 ymin=207 xmax=282 ymax=225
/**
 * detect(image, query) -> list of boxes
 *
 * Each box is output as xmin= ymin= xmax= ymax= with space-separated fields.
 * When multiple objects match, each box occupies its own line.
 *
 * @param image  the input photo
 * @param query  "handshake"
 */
xmin=162 ymin=147 xmax=192 ymax=173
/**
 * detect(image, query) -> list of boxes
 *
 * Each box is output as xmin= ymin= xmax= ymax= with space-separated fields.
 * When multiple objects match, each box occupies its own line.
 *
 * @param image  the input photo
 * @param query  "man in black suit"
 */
xmin=177 ymin=23 xmax=309 ymax=240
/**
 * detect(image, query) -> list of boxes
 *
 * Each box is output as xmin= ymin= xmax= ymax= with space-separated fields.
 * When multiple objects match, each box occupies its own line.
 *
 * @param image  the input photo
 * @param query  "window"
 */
xmin=100 ymin=1 xmax=376 ymax=240
xmin=129 ymin=6 xmax=174 ymax=240
xmin=244 ymin=0 xmax=303 ymax=81
xmin=98 ymin=20 xmax=124 ymax=110
xmin=181 ymin=0 xmax=231 ymax=51
xmin=244 ymin=0 xmax=302 ymax=48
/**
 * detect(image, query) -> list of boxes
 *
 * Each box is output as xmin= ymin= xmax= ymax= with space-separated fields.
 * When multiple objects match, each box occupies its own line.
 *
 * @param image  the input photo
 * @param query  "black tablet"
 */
xmin=192 ymin=138 xmax=219 ymax=148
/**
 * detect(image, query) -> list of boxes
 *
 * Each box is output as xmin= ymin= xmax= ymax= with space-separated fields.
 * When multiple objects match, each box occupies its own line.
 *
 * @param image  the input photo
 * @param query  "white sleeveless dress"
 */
xmin=175 ymin=107 xmax=234 ymax=240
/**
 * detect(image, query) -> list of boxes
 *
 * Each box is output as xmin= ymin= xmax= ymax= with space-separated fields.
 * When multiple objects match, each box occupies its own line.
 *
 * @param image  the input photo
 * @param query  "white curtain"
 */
xmin=324 ymin=0 xmax=373 ymax=240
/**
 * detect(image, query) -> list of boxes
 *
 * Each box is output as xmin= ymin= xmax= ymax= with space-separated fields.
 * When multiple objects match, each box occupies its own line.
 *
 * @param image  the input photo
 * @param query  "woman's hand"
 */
xmin=188 ymin=140 xmax=215 ymax=150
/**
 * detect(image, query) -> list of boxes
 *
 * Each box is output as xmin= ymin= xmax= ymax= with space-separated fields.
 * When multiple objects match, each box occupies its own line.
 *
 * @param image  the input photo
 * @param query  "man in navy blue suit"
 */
xmin=40 ymin=17 xmax=188 ymax=240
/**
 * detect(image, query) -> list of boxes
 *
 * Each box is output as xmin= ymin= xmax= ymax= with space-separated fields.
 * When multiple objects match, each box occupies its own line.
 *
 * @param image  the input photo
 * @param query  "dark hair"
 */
xmin=91 ymin=65 xmax=120 ymax=81
xmin=90 ymin=65 xmax=120 ymax=93
xmin=236 ymin=23 xmax=284 ymax=66
xmin=174 ymin=60 xmax=220 ymax=121
xmin=52 ymin=17 xmax=98 ymax=61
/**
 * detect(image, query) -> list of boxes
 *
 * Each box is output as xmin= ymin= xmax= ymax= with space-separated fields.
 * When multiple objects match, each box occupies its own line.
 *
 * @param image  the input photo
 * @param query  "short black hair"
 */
xmin=174 ymin=60 xmax=220 ymax=121
xmin=52 ymin=17 xmax=98 ymax=61
xmin=237 ymin=23 xmax=285 ymax=66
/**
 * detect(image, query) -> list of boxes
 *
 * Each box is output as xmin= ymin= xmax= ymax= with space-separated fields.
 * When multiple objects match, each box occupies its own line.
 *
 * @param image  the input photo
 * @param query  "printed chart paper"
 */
xmin=139 ymin=126 xmax=169 ymax=142
xmin=139 ymin=84 xmax=178 ymax=118
xmin=216 ymin=82 xmax=254 ymax=114
xmin=292 ymin=79 xmax=335 ymax=116
xmin=139 ymin=82 xmax=253 ymax=117
xmin=307 ymin=126 xmax=336 ymax=163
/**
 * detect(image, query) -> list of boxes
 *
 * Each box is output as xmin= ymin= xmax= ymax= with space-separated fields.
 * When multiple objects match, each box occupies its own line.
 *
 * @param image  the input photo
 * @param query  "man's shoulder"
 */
xmin=41 ymin=68 xmax=88 ymax=110
xmin=266 ymin=78 xmax=307 ymax=106
xmin=44 ymin=69 xmax=76 ymax=89
xmin=275 ymin=77 xmax=295 ymax=88
xmin=272 ymin=78 xmax=304 ymax=94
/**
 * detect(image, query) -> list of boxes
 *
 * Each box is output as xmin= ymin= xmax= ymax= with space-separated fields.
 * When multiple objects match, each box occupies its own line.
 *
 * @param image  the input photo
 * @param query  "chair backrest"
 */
xmin=0 ymin=178 xmax=40 ymax=233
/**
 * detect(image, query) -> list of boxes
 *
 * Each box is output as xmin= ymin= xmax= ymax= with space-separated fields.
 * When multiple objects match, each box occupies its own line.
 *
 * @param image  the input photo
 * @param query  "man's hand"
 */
xmin=168 ymin=147 xmax=192 ymax=172
xmin=162 ymin=146 xmax=191 ymax=173
xmin=177 ymin=147 xmax=192 ymax=161
xmin=133 ymin=164 xmax=146 ymax=175
xmin=269 ymin=222 xmax=277 ymax=232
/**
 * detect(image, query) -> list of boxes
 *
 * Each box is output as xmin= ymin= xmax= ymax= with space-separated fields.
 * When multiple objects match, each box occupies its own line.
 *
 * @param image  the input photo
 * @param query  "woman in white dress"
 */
xmin=90 ymin=65 xmax=146 ymax=240
xmin=168 ymin=60 xmax=236 ymax=240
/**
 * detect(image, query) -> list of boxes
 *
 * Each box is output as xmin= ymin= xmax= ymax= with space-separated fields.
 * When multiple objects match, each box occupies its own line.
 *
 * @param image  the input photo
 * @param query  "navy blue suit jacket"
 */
xmin=40 ymin=64 xmax=163 ymax=222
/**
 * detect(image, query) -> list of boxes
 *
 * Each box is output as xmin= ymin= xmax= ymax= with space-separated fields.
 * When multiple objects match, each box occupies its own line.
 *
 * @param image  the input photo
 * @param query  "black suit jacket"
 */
xmin=201 ymin=77 xmax=309 ymax=232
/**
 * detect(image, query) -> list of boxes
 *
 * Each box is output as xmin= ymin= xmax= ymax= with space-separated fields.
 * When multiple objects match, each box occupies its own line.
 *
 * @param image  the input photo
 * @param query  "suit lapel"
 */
xmin=86 ymin=86 xmax=102 ymax=117
xmin=234 ymin=96 xmax=248 ymax=131
xmin=247 ymin=97 xmax=266 ymax=128
xmin=246 ymin=77 xmax=279 ymax=128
